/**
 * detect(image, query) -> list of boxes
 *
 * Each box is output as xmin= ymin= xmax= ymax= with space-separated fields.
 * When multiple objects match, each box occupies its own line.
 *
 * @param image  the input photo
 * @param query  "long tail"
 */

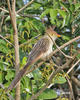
xmin=7 ymin=62 xmax=30 ymax=91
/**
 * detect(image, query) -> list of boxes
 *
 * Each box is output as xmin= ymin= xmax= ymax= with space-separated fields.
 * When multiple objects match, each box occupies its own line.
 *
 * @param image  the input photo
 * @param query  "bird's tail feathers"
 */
xmin=7 ymin=62 xmax=30 ymax=91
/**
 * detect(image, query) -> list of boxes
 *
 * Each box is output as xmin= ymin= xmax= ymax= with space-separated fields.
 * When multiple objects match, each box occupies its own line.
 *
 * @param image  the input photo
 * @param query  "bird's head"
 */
xmin=46 ymin=27 xmax=61 ymax=40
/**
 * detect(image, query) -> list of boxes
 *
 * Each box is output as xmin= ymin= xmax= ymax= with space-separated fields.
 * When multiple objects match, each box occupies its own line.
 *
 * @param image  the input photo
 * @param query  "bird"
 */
xmin=7 ymin=26 xmax=61 ymax=91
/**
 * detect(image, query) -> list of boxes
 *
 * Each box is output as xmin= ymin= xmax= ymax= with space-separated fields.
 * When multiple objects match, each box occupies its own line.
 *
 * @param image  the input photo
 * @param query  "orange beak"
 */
xmin=57 ymin=34 xmax=61 ymax=37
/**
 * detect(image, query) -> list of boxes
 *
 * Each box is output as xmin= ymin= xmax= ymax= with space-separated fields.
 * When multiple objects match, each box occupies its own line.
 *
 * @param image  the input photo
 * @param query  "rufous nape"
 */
xmin=7 ymin=26 xmax=61 ymax=91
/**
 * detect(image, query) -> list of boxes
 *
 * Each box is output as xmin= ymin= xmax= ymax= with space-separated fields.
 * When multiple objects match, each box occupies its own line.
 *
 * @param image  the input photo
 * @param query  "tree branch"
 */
xmin=0 ymin=83 xmax=14 ymax=100
xmin=71 ymin=76 xmax=80 ymax=87
xmin=66 ymin=78 xmax=75 ymax=100
xmin=7 ymin=0 xmax=16 ymax=32
xmin=7 ymin=0 xmax=20 ymax=99
xmin=49 ymin=36 xmax=80 ymax=59
xmin=0 ymin=34 xmax=14 ymax=47
xmin=53 ymin=41 xmax=73 ymax=59
xmin=0 ymin=7 xmax=9 ymax=13
xmin=20 ymin=34 xmax=41 ymax=47
xmin=29 ymin=59 xmax=74 ymax=100
xmin=17 ymin=0 xmax=34 ymax=13
xmin=7 ymin=36 xmax=79 ymax=92
xmin=67 ymin=59 xmax=80 ymax=75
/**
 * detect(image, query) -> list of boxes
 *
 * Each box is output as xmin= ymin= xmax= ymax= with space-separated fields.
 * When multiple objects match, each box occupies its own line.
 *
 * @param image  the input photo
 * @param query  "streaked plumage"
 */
xmin=7 ymin=27 xmax=61 ymax=91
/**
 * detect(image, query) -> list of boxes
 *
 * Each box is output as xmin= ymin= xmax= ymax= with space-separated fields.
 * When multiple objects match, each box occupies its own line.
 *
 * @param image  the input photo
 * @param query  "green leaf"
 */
xmin=70 ymin=4 xmax=75 ymax=12
xmin=21 ymin=76 xmax=32 ymax=93
xmin=0 ymin=44 xmax=9 ymax=54
xmin=58 ymin=9 xmax=67 ymax=19
xmin=5 ymin=70 xmax=14 ymax=81
xmin=0 ymin=61 xmax=9 ymax=70
xmin=57 ymin=98 xmax=68 ymax=100
xmin=60 ymin=2 xmax=70 ymax=13
xmin=0 ymin=39 xmax=6 ymax=44
xmin=32 ymin=3 xmax=41 ymax=10
xmin=58 ymin=9 xmax=67 ymax=27
xmin=54 ymin=76 xmax=66 ymax=84
xmin=40 ymin=9 xmax=50 ymax=18
xmin=62 ymin=35 xmax=70 ymax=41
xmin=75 ymin=3 xmax=80 ymax=11
xmin=38 ymin=88 xmax=57 ymax=99
xmin=65 ymin=13 xmax=71 ymax=26
xmin=0 ymin=39 xmax=9 ymax=54
xmin=0 ymin=61 xmax=4 ymax=70
xmin=0 ymin=71 xmax=2 ymax=82
xmin=77 ymin=54 xmax=80 ymax=59
xmin=32 ymin=69 xmax=42 ymax=81
xmin=22 ymin=57 xmax=27 ymax=65
xmin=4 ymin=81 xmax=11 ymax=87
xmin=50 ymin=9 xmax=57 ymax=24
xmin=68 ymin=0 xmax=73 ymax=3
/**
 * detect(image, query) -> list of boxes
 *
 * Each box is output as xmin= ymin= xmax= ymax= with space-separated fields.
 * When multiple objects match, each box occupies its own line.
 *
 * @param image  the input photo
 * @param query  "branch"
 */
xmin=49 ymin=36 xmax=80 ymax=59
xmin=7 ymin=0 xmax=20 ymax=99
xmin=7 ymin=36 xmax=79 ymax=91
xmin=29 ymin=59 xmax=73 ymax=100
xmin=0 ymin=83 xmax=14 ymax=100
xmin=71 ymin=76 xmax=80 ymax=87
xmin=67 ymin=78 xmax=75 ymax=100
xmin=0 ymin=7 xmax=9 ymax=13
xmin=17 ymin=0 xmax=34 ymax=13
xmin=19 ymin=13 xmax=39 ymax=18
xmin=0 ymin=34 xmax=14 ymax=47
xmin=67 ymin=59 xmax=80 ymax=75
xmin=7 ymin=0 xmax=16 ymax=32
xmin=7 ymin=0 xmax=12 ymax=15
xmin=20 ymin=34 xmax=41 ymax=47
xmin=53 ymin=41 xmax=73 ymax=59
xmin=47 ymin=32 xmax=73 ymax=59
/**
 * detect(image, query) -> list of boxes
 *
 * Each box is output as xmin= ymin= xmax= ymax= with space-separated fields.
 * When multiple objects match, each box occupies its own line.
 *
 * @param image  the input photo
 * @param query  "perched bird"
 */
xmin=7 ymin=27 xmax=61 ymax=91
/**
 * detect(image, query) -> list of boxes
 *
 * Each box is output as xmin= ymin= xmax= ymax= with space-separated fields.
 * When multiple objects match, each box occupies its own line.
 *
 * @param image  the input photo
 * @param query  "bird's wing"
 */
xmin=28 ymin=37 xmax=50 ymax=64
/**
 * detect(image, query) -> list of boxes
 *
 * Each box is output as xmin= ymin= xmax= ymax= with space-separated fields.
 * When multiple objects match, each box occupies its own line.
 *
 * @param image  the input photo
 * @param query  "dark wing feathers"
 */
xmin=28 ymin=37 xmax=49 ymax=63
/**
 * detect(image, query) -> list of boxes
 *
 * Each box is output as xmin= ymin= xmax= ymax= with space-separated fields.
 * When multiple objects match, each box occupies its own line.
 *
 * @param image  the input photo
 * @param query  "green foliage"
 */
xmin=50 ymin=9 xmax=58 ymax=24
xmin=0 ymin=89 xmax=9 ymax=100
xmin=38 ymin=88 xmax=57 ymax=99
xmin=0 ymin=0 xmax=80 ymax=99
xmin=54 ymin=76 xmax=66 ymax=84
xmin=5 ymin=70 xmax=14 ymax=81
xmin=0 ymin=39 xmax=9 ymax=54
xmin=77 ymin=54 xmax=80 ymax=59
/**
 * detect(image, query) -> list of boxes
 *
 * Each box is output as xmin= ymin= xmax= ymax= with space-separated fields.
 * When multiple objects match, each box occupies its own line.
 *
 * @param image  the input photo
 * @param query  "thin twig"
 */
xmin=21 ymin=35 xmax=80 ymax=80
xmin=66 ymin=78 xmax=75 ymax=100
xmin=0 ymin=83 xmax=14 ymax=100
xmin=19 ymin=13 xmax=39 ymax=18
xmin=0 ymin=34 xmax=14 ymax=47
xmin=20 ymin=34 xmax=41 ymax=47
xmin=67 ymin=59 xmax=80 ymax=75
xmin=29 ymin=59 xmax=73 ymax=100
xmin=48 ymin=33 xmax=73 ymax=59
xmin=7 ymin=36 xmax=80 ymax=91
xmin=17 ymin=0 xmax=34 ymax=13
xmin=7 ymin=0 xmax=12 ymax=14
xmin=0 ymin=15 xmax=8 ymax=17
xmin=49 ymin=36 xmax=80 ymax=59
xmin=53 ymin=41 xmax=73 ymax=59
xmin=0 ymin=7 xmax=9 ymax=13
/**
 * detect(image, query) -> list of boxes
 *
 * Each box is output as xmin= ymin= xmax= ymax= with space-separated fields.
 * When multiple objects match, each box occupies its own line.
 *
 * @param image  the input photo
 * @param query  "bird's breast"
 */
xmin=42 ymin=42 xmax=53 ymax=59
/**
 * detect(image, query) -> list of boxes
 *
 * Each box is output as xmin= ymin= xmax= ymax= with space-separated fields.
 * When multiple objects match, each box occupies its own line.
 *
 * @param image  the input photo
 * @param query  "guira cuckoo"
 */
xmin=7 ymin=27 xmax=61 ymax=91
